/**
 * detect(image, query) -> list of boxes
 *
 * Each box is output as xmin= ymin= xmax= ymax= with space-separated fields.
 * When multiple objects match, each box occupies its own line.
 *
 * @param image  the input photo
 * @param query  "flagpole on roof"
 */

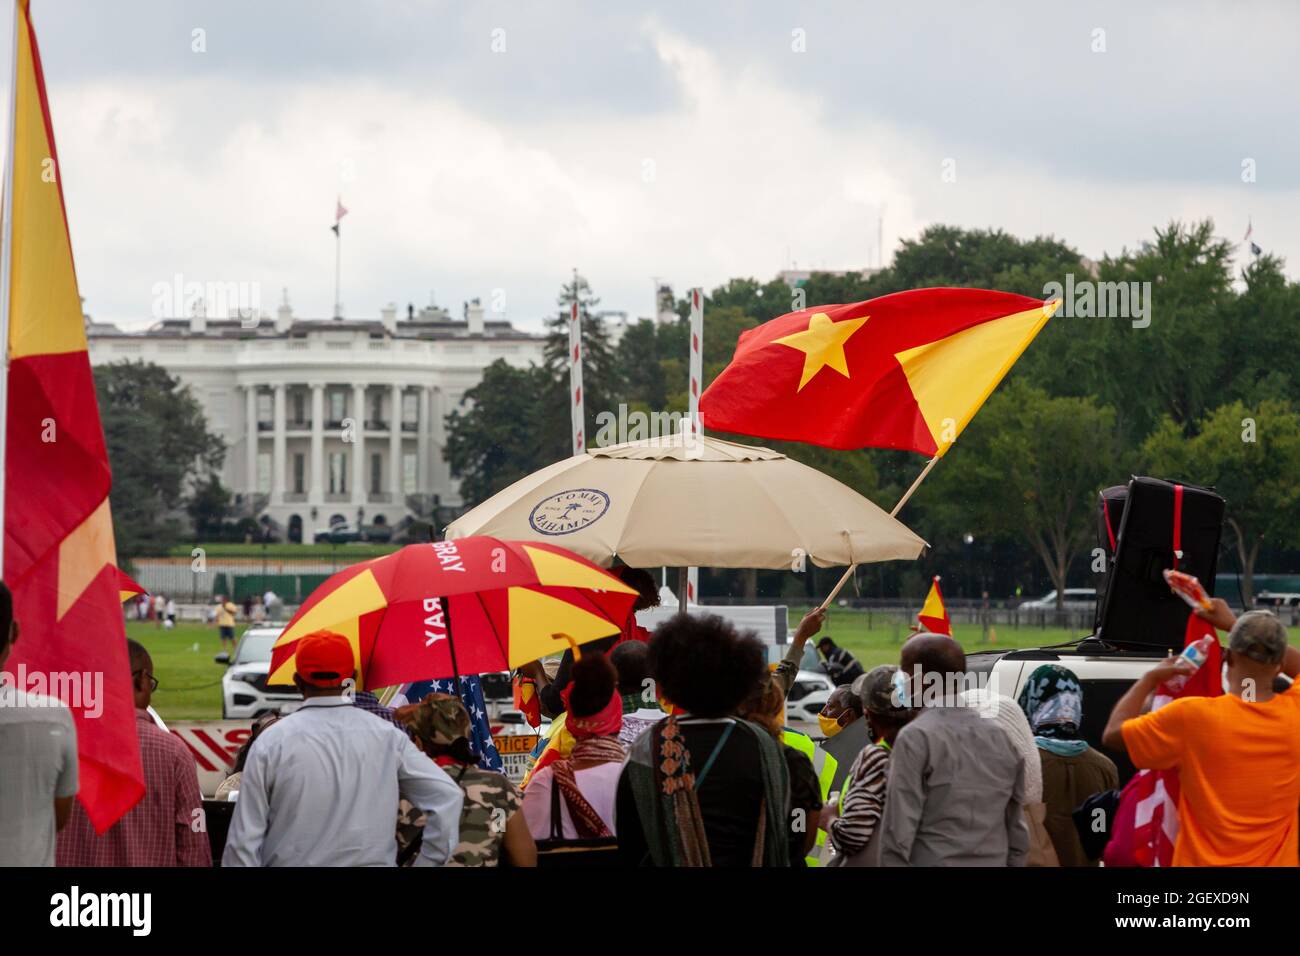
xmin=818 ymin=454 xmax=940 ymax=611
xmin=0 ymin=0 xmax=21 ymax=574
xmin=331 ymin=196 xmax=349 ymax=319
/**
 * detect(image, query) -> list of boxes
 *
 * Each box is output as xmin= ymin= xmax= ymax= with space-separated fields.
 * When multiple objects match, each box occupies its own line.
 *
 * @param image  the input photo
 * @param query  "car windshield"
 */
xmin=235 ymin=632 xmax=279 ymax=664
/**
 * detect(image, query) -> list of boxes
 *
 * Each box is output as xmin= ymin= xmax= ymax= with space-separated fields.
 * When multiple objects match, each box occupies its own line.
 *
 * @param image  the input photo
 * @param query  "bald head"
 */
xmin=900 ymin=632 xmax=968 ymax=707
xmin=901 ymin=632 xmax=966 ymax=675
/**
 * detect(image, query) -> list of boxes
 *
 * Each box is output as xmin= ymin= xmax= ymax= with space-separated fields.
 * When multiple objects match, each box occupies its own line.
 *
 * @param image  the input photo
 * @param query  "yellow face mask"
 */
xmin=818 ymin=713 xmax=847 ymax=738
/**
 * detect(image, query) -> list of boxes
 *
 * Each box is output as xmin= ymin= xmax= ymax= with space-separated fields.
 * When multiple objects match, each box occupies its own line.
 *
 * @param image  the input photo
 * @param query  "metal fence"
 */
xmin=704 ymin=596 xmax=1098 ymax=640
xmin=126 ymin=556 xmax=367 ymax=604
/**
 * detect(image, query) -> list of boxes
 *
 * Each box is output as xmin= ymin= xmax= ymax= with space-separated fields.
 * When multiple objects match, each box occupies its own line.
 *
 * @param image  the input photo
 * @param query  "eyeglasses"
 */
xmin=133 ymin=669 xmax=159 ymax=692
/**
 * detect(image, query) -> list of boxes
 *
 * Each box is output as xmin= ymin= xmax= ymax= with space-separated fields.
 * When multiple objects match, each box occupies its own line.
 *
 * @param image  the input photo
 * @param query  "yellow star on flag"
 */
xmin=772 ymin=311 xmax=869 ymax=390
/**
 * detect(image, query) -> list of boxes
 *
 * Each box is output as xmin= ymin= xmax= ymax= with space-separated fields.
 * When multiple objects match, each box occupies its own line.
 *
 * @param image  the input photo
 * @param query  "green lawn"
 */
xmin=129 ymin=621 xmax=238 ymax=720
xmin=134 ymin=608 xmax=1082 ymax=721
xmin=789 ymin=606 xmax=1082 ymax=671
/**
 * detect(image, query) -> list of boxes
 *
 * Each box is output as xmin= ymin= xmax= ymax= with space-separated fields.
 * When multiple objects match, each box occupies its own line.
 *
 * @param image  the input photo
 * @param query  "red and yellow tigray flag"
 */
xmin=699 ymin=288 xmax=1060 ymax=455
xmin=1 ymin=0 xmax=143 ymax=830
xmin=917 ymin=576 xmax=952 ymax=636
xmin=116 ymin=567 xmax=146 ymax=604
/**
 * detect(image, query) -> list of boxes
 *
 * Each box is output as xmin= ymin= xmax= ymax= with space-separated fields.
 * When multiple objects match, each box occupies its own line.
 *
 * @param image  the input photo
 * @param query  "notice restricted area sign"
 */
xmin=492 ymin=733 xmax=540 ymax=784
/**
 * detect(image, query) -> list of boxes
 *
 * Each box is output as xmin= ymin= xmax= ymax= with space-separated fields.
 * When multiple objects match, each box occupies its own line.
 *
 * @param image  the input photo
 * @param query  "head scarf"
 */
xmin=1016 ymin=664 xmax=1088 ymax=757
xmin=561 ymin=684 xmax=623 ymax=740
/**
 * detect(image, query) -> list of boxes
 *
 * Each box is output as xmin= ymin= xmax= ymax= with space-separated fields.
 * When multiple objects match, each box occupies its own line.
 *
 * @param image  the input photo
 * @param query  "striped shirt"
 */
xmin=827 ymin=742 xmax=889 ymax=854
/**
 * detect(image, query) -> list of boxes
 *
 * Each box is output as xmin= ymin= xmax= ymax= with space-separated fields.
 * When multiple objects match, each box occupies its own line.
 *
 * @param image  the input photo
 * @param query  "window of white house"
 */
xmin=403 ymin=452 xmax=417 ymax=493
xmin=329 ymin=452 xmax=347 ymax=494
xmin=256 ymin=452 xmax=272 ymax=493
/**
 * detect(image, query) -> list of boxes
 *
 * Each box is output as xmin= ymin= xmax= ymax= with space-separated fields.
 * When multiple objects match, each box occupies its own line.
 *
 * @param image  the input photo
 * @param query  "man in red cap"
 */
xmin=222 ymin=630 xmax=463 ymax=866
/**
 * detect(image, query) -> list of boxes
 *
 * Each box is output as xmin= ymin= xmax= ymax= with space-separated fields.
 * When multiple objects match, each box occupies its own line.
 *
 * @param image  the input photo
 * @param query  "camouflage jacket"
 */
xmin=397 ymin=763 xmax=522 ymax=867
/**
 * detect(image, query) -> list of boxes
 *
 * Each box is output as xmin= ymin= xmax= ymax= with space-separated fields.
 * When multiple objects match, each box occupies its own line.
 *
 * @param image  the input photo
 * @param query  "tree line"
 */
xmin=446 ymin=220 xmax=1300 ymax=605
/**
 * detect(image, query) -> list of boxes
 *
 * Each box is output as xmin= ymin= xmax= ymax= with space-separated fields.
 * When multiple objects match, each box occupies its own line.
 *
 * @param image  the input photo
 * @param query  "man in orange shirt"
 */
xmin=1103 ymin=600 xmax=1300 ymax=866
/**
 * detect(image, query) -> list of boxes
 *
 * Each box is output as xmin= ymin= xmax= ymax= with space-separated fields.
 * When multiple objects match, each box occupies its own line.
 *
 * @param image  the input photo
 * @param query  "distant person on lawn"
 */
xmin=1103 ymin=600 xmax=1300 ymax=866
xmin=213 ymin=595 xmax=239 ymax=652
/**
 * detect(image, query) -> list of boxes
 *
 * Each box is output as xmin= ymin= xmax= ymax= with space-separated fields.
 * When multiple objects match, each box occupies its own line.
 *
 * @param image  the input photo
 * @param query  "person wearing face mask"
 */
xmin=879 ymin=633 xmax=1029 ymax=866
xmin=1103 ymin=599 xmax=1300 ymax=867
xmin=821 ymin=665 xmax=914 ymax=866
xmin=817 ymin=683 xmax=871 ymax=794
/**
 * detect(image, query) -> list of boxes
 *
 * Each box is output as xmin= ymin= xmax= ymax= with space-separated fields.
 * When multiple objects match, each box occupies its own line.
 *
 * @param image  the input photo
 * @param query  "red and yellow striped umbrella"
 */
xmin=268 ymin=537 xmax=639 ymax=690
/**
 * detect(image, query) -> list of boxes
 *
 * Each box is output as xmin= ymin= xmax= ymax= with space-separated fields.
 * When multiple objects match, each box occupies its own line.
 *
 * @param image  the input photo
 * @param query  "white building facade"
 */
xmin=86 ymin=300 xmax=545 ymax=541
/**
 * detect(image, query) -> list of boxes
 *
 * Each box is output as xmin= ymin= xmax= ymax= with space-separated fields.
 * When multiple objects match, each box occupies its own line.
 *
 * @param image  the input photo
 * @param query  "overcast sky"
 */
xmin=6 ymin=0 xmax=1296 ymax=331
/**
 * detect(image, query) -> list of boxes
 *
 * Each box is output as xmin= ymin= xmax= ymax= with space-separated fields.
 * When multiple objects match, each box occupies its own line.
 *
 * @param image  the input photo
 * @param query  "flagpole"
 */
xmin=684 ymin=286 xmax=703 ymax=613
xmin=568 ymin=268 xmax=584 ymax=456
xmin=818 ymin=454 xmax=939 ymax=611
xmin=332 ymin=222 xmax=342 ymax=319
xmin=0 ymin=0 xmax=21 ymax=575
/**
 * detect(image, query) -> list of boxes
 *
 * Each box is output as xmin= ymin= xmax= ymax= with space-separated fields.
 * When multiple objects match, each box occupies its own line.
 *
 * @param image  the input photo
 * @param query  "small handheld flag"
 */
xmin=917 ymin=576 xmax=952 ymax=636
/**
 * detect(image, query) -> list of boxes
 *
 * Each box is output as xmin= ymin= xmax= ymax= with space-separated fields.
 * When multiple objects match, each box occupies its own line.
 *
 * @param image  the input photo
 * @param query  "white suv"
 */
xmin=217 ymin=626 xmax=301 ymax=719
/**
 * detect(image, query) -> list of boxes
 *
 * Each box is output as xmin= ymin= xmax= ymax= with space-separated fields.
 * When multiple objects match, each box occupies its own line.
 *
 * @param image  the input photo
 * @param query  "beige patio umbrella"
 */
xmin=445 ymin=431 xmax=926 ymax=608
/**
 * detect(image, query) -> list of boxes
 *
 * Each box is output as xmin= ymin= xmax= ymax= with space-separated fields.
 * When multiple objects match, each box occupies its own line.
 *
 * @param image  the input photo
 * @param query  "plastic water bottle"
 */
xmin=1163 ymin=635 xmax=1216 ymax=694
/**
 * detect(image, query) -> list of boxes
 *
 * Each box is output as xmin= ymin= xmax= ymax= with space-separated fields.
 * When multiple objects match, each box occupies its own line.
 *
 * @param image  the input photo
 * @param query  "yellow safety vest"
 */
xmin=783 ymin=728 xmax=837 ymax=867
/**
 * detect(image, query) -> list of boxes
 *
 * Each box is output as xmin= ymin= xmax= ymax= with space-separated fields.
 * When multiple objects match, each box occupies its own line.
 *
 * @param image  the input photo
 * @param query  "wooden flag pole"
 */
xmin=818 ymin=454 xmax=939 ymax=610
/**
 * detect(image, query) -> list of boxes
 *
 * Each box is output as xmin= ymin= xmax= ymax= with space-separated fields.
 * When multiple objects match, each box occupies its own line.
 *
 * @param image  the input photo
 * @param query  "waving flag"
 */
xmin=700 ymin=288 xmax=1058 ymax=455
xmin=917 ymin=576 xmax=951 ymax=635
xmin=0 ymin=0 xmax=143 ymax=830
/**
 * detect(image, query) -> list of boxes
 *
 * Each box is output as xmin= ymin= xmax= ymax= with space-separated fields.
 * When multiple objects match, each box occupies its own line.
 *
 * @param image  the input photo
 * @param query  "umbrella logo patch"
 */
xmin=528 ymin=489 xmax=610 ymax=535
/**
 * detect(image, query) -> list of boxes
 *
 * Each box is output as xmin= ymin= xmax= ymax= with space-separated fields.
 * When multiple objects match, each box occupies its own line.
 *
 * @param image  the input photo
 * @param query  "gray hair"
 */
xmin=1229 ymin=610 xmax=1288 ymax=665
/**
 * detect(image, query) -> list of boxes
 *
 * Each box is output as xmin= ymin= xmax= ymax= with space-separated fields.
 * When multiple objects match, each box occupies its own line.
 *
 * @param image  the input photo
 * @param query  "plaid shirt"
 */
xmin=56 ymin=709 xmax=211 ymax=867
xmin=353 ymin=690 xmax=401 ymax=727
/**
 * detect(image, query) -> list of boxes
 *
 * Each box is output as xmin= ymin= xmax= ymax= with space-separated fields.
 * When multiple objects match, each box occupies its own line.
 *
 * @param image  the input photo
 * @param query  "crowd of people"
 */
xmin=3 ymin=575 xmax=1300 ymax=868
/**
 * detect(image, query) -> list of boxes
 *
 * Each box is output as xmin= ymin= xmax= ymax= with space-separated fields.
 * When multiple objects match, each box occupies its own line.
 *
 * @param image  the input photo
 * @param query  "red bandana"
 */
xmin=562 ymin=687 xmax=623 ymax=739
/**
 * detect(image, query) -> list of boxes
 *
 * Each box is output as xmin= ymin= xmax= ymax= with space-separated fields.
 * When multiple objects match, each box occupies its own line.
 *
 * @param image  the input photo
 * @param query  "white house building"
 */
xmin=86 ymin=297 xmax=545 ymax=542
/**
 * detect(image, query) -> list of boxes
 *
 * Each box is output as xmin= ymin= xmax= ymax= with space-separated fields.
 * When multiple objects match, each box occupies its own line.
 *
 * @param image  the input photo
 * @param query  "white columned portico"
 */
xmin=430 ymin=386 xmax=445 ymax=497
xmin=351 ymin=383 xmax=366 ymax=509
xmin=271 ymin=383 xmax=287 ymax=505
xmin=416 ymin=386 xmax=431 ymax=492
xmin=309 ymin=381 xmax=325 ymax=503
xmin=389 ymin=383 xmax=403 ymax=503
xmin=244 ymin=385 xmax=258 ymax=500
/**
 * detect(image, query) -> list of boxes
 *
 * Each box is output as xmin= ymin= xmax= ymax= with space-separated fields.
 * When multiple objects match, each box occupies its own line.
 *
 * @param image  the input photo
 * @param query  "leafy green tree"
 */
xmin=1142 ymin=399 xmax=1300 ymax=603
xmin=444 ymin=359 xmax=552 ymax=507
xmin=541 ymin=273 xmax=618 ymax=455
xmin=95 ymin=360 xmax=227 ymax=557
xmin=925 ymin=382 xmax=1121 ymax=610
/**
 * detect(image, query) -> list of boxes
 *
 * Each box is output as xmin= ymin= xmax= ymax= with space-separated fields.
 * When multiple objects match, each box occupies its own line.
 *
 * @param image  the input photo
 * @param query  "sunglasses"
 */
xmin=133 ymin=669 xmax=159 ymax=692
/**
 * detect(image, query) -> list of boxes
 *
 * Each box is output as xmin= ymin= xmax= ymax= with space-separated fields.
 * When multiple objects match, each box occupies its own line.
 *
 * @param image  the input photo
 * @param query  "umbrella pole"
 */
xmin=817 ymin=455 xmax=939 ymax=611
xmin=678 ymin=566 xmax=689 ymax=614
xmin=441 ymin=595 xmax=461 ymax=685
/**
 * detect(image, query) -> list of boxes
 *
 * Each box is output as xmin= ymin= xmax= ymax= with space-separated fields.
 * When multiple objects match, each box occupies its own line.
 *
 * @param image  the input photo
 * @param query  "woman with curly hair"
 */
xmin=617 ymin=613 xmax=791 ymax=867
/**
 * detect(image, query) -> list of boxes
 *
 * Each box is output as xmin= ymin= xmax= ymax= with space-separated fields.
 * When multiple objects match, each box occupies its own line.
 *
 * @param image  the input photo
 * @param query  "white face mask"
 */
xmin=1221 ymin=662 xmax=1231 ymax=695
